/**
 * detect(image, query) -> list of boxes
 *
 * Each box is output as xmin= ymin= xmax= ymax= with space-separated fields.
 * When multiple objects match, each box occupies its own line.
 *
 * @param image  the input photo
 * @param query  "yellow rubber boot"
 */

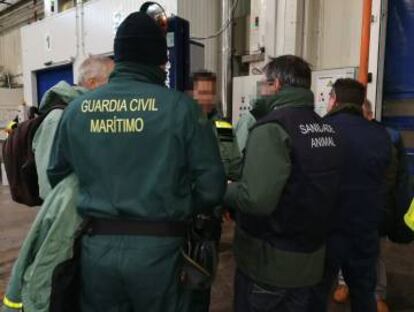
xmin=333 ymin=284 xmax=349 ymax=304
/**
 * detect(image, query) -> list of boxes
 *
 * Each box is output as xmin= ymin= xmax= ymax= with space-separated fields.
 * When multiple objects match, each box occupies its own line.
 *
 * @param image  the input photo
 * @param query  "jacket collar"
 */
xmin=109 ymin=62 xmax=166 ymax=86
xmin=252 ymin=87 xmax=314 ymax=119
xmin=271 ymin=87 xmax=314 ymax=110
xmin=327 ymin=103 xmax=363 ymax=117
xmin=39 ymin=80 xmax=87 ymax=113
xmin=207 ymin=108 xmax=220 ymax=120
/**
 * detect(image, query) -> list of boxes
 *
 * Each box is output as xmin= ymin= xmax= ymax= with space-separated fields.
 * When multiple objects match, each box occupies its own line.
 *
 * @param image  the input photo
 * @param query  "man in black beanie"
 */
xmin=47 ymin=11 xmax=226 ymax=312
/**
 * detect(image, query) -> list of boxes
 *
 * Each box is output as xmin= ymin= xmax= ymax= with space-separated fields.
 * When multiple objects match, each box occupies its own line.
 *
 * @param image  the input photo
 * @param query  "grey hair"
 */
xmin=263 ymin=55 xmax=312 ymax=89
xmin=77 ymin=56 xmax=113 ymax=86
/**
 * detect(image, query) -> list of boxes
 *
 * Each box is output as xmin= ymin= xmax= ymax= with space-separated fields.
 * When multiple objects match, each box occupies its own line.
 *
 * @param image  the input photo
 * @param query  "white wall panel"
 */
xmin=318 ymin=0 xmax=362 ymax=69
xmin=178 ymin=0 xmax=220 ymax=74
xmin=21 ymin=9 xmax=77 ymax=106
xmin=303 ymin=0 xmax=363 ymax=70
xmin=83 ymin=0 xmax=177 ymax=56
xmin=368 ymin=0 xmax=388 ymax=119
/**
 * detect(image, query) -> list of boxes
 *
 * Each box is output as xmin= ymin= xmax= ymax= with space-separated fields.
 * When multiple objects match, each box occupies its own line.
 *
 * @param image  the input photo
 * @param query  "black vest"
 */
xmin=239 ymin=106 xmax=343 ymax=252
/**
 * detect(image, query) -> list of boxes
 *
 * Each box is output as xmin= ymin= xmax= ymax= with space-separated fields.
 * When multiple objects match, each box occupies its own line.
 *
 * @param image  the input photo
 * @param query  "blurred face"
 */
xmin=260 ymin=78 xmax=281 ymax=96
xmin=259 ymin=81 xmax=274 ymax=96
xmin=193 ymin=79 xmax=216 ymax=114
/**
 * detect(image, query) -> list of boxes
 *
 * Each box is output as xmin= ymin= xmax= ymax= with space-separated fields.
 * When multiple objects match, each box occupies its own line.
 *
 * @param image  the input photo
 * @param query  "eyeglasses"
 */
xmin=139 ymin=2 xmax=168 ymax=34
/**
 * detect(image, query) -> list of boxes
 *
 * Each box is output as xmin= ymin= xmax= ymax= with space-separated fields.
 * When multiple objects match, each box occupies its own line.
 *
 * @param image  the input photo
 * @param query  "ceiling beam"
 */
xmin=0 ymin=0 xmax=32 ymax=18
xmin=0 ymin=1 xmax=13 ymax=6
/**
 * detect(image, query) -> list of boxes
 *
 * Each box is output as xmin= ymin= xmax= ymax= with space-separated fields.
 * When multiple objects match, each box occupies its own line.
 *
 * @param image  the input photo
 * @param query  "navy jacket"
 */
xmin=327 ymin=106 xmax=391 ymax=236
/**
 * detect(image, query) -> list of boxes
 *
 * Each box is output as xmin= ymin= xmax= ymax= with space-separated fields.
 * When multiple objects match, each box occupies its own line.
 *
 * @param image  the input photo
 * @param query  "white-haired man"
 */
xmin=3 ymin=56 xmax=114 ymax=312
xmin=77 ymin=55 xmax=114 ymax=90
xmin=33 ymin=55 xmax=114 ymax=199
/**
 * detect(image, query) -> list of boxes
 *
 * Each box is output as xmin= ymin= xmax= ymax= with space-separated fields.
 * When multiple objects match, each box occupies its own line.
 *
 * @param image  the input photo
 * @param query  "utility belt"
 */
xmin=50 ymin=215 xmax=220 ymax=312
xmin=84 ymin=215 xmax=221 ymax=239
xmin=85 ymin=218 xmax=188 ymax=237
xmin=85 ymin=215 xmax=221 ymax=290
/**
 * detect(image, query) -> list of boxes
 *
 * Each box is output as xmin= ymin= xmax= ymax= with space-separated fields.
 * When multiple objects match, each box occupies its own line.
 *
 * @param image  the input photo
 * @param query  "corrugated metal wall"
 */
xmin=0 ymin=0 xmax=43 ymax=83
xmin=0 ymin=28 xmax=22 ymax=79
xmin=178 ymin=0 xmax=221 ymax=74
xmin=0 ymin=0 xmax=43 ymax=34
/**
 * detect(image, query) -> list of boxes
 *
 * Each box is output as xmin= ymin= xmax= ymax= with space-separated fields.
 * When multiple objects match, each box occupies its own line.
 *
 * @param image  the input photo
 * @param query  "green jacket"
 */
xmin=209 ymin=114 xmax=242 ymax=181
xmin=225 ymin=88 xmax=325 ymax=287
xmin=48 ymin=62 xmax=226 ymax=221
xmin=3 ymin=174 xmax=81 ymax=312
xmin=32 ymin=81 xmax=86 ymax=199
xmin=234 ymin=96 xmax=273 ymax=153
xmin=234 ymin=111 xmax=255 ymax=153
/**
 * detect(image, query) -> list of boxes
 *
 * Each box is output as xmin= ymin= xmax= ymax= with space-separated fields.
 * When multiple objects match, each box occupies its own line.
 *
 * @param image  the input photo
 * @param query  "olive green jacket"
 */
xmin=235 ymin=96 xmax=272 ymax=153
xmin=225 ymin=88 xmax=326 ymax=288
xmin=3 ymin=174 xmax=81 ymax=312
xmin=32 ymin=81 xmax=86 ymax=199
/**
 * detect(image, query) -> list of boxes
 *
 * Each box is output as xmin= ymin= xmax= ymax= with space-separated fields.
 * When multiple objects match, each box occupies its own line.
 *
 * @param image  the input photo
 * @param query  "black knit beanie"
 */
xmin=114 ymin=11 xmax=168 ymax=65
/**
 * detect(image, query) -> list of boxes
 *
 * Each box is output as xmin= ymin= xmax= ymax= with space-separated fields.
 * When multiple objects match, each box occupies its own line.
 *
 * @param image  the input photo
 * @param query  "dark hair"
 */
xmin=263 ymin=55 xmax=311 ymax=89
xmin=28 ymin=106 xmax=39 ymax=119
xmin=192 ymin=70 xmax=216 ymax=82
xmin=332 ymin=78 xmax=366 ymax=106
xmin=190 ymin=70 xmax=216 ymax=89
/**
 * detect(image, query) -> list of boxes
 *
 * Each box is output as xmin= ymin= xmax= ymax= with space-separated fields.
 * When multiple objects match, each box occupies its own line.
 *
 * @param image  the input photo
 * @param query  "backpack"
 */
xmin=2 ymin=102 xmax=67 ymax=206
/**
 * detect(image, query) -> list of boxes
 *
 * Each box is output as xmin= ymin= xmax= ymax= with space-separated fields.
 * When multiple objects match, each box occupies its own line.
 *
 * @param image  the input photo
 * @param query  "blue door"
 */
xmin=36 ymin=64 xmax=74 ymax=105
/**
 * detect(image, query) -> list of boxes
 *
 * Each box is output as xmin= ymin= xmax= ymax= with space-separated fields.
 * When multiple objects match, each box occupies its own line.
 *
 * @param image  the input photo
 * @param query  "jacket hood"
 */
xmin=39 ymin=81 xmax=87 ymax=113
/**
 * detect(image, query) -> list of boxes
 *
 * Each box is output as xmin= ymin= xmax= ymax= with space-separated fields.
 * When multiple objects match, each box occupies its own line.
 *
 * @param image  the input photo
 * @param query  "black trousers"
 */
xmin=234 ymin=270 xmax=311 ymax=312
xmin=309 ymin=233 xmax=379 ymax=312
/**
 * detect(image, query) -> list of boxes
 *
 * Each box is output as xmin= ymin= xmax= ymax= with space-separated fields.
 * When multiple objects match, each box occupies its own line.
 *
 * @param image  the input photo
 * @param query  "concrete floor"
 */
xmin=0 ymin=186 xmax=38 ymax=299
xmin=1 ymin=185 xmax=414 ymax=311
xmin=211 ymin=227 xmax=414 ymax=312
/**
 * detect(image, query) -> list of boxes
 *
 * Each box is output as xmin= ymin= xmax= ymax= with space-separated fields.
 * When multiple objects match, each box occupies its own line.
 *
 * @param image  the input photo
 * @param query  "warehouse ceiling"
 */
xmin=0 ymin=0 xmax=22 ymax=13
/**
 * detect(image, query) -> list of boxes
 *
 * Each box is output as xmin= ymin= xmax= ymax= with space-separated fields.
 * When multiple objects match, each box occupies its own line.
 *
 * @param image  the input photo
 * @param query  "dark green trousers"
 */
xmin=80 ymin=235 xmax=191 ymax=312
xmin=190 ymin=289 xmax=211 ymax=312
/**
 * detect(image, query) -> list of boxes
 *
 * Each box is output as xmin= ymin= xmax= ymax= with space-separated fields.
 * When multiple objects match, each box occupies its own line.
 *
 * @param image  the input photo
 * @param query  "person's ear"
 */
xmin=327 ymin=91 xmax=337 ymax=112
xmin=273 ymin=79 xmax=282 ymax=93
xmin=331 ymin=93 xmax=337 ymax=106
xmin=87 ymin=78 xmax=97 ymax=89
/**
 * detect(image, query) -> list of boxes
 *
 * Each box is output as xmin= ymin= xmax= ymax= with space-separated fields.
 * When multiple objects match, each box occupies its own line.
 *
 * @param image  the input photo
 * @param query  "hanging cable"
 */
xmin=190 ymin=0 xmax=239 ymax=41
